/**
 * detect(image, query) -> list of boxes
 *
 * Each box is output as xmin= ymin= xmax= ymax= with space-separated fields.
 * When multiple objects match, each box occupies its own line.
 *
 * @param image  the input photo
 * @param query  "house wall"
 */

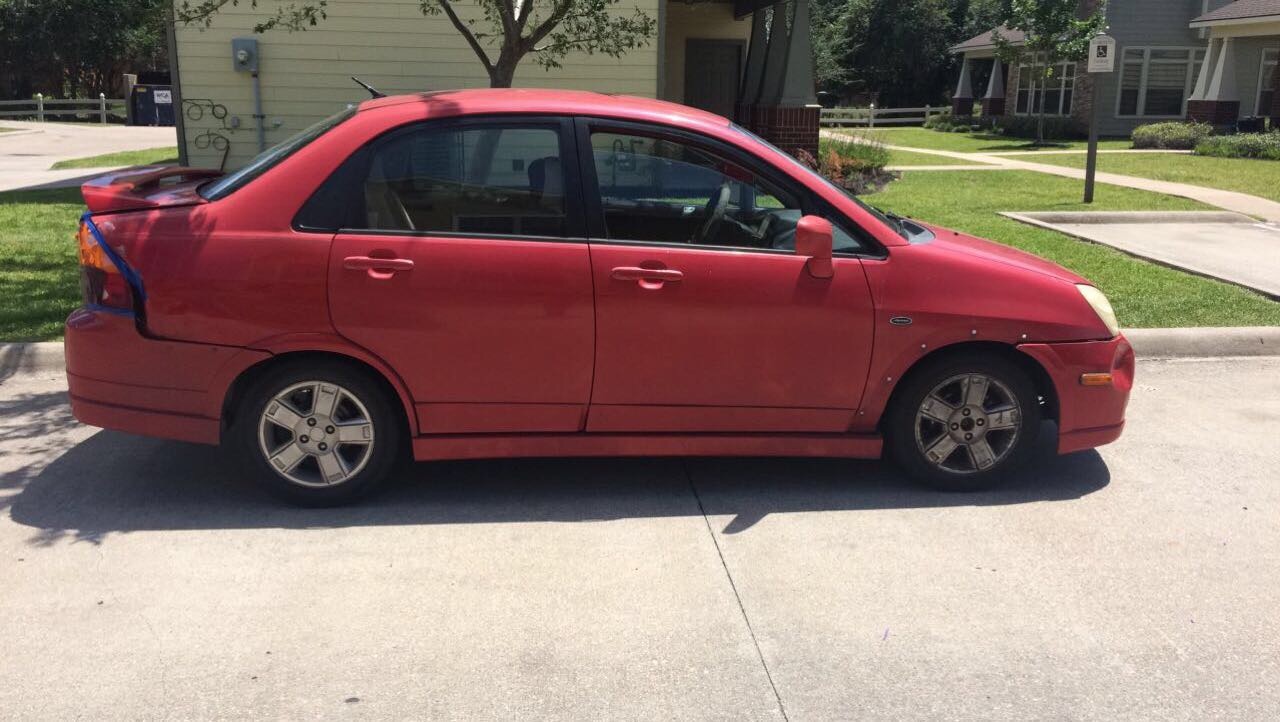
xmin=1084 ymin=0 xmax=1226 ymax=136
xmin=173 ymin=0 xmax=660 ymax=169
xmin=661 ymin=1 xmax=752 ymax=105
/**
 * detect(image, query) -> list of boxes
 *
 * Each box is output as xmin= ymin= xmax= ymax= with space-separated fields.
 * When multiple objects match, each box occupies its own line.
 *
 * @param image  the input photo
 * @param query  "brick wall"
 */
xmin=1071 ymin=71 xmax=1095 ymax=126
xmin=747 ymin=105 xmax=820 ymax=159
xmin=1187 ymin=99 xmax=1241 ymax=127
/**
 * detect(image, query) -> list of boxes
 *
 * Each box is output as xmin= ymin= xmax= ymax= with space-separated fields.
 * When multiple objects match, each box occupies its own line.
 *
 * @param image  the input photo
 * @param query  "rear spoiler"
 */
xmin=81 ymin=166 xmax=223 ymax=214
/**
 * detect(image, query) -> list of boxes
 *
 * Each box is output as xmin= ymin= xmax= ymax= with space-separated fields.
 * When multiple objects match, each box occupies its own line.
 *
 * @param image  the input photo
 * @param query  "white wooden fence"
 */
xmin=820 ymin=105 xmax=945 ymax=128
xmin=0 ymin=94 xmax=126 ymax=123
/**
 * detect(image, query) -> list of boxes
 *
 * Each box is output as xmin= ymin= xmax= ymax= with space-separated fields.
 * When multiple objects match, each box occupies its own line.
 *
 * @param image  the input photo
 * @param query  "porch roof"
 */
xmin=1191 ymin=0 xmax=1280 ymax=27
xmin=951 ymin=26 xmax=1025 ymax=54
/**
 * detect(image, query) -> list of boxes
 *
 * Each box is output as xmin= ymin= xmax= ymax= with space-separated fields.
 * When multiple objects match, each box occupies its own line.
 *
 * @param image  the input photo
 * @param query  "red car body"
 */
xmin=65 ymin=89 xmax=1132 ymax=472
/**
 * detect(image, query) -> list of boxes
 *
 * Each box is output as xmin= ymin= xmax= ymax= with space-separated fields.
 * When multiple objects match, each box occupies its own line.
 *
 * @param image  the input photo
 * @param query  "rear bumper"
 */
xmin=1018 ymin=335 xmax=1135 ymax=455
xmin=64 ymin=307 xmax=270 ymax=445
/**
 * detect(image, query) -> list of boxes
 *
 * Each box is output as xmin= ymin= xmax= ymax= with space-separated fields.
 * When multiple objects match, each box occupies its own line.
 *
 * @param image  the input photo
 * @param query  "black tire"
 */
xmin=886 ymin=351 xmax=1041 ymax=492
xmin=232 ymin=360 xmax=405 ymax=506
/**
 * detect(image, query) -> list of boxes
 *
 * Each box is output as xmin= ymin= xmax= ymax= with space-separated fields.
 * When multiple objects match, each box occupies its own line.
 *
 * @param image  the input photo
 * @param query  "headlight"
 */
xmin=1076 ymin=284 xmax=1120 ymax=337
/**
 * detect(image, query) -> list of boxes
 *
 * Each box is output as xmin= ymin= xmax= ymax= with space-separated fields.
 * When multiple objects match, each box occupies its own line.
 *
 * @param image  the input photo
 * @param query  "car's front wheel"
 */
xmin=233 ymin=361 xmax=404 ymax=505
xmin=887 ymin=352 xmax=1041 ymax=491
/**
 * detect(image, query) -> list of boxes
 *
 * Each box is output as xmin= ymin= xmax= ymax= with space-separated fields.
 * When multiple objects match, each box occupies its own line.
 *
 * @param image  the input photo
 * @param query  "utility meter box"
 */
xmin=232 ymin=37 xmax=260 ymax=73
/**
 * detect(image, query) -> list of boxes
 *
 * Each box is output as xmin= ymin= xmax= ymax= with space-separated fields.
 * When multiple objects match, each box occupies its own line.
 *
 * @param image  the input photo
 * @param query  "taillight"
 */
xmin=77 ymin=214 xmax=141 ymax=312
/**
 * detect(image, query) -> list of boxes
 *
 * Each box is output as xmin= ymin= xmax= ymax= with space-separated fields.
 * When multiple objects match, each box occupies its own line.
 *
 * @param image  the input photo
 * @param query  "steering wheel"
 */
xmin=696 ymin=182 xmax=731 ymax=244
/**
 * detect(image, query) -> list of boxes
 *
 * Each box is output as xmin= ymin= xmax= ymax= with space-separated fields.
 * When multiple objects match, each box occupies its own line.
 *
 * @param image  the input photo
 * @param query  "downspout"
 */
xmin=165 ymin=1 xmax=189 ymax=167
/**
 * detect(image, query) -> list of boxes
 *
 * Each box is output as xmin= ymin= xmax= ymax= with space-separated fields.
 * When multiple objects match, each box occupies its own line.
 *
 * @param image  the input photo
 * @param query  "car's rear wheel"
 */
xmin=887 ymin=352 xmax=1041 ymax=491
xmin=233 ymin=361 xmax=403 ymax=505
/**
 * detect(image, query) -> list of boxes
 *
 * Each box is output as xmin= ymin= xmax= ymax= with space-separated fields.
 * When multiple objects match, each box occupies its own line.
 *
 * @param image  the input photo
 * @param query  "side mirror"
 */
xmin=795 ymin=215 xmax=834 ymax=279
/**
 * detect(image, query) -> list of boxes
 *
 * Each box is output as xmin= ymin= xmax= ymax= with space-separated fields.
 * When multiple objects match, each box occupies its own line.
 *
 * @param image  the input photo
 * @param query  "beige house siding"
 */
xmin=661 ymin=2 xmax=752 ymax=105
xmin=174 ymin=0 xmax=660 ymax=169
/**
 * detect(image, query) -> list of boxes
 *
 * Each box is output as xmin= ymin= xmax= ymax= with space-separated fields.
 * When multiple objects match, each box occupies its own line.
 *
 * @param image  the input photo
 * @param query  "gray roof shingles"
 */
xmin=1193 ymin=0 xmax=1280 ymax=24
xmin=951 ymin=26 xmax=1025 ymax=53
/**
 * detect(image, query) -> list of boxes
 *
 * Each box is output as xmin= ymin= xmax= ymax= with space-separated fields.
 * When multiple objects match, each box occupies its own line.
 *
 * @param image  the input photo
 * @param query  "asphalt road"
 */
xmin=1 ymin=357 xmax=1277 ymax=720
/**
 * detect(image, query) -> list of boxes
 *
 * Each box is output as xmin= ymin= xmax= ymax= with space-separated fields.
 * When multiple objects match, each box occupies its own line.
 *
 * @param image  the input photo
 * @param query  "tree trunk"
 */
xmin=488 ymin=56 xmax=519 ymax=88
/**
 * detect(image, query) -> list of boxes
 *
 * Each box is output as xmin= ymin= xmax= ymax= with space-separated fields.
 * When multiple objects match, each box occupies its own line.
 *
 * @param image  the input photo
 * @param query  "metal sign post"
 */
xmin=1084 ymin=32 xmax=1116 ymax=203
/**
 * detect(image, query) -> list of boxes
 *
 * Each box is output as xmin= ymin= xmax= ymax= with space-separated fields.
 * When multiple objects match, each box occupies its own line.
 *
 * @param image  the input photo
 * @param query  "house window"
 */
xmin=1014 ymin=57 xmax=1076 ymax=116
xmin=1257 ymin=49 xmax=1278 ymax=116
xmin=1116 ymin=47 xmax=1207 ymax=118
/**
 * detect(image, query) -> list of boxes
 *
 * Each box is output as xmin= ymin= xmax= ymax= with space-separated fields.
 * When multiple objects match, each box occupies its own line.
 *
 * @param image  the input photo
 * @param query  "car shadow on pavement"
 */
xmin=7 ymin=421 xmax=1110 ymax=545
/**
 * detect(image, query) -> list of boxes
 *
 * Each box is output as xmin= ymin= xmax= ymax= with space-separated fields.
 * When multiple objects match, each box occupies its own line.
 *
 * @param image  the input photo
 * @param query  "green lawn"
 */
xmin=51 ymin=146 xmax=178 ymax=170
xmin=850 ymin=127 xmax=1133 ymax=153
xmin=871 ymin=171 xmax=1280 ymax=328
xmin=887 ymin=148 xmax=984 ymax=166
xmin=0 ymin=188 xmax=83 ymax=341
xmin=1015 ymin=152 xmax=1280 ymax=204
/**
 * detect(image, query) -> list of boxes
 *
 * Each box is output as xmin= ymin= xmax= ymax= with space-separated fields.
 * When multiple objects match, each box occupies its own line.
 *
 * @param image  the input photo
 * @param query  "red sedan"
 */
xmin=66 ymin=89 xmax=1133 ymax=505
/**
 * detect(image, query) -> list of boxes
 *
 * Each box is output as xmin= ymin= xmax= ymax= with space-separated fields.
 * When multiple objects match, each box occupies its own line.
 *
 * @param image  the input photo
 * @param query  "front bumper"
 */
xmin=1018 ymin=335 xmax=1135 ymax=455
xmin=64 ymin=308 xmax=270 ymax=445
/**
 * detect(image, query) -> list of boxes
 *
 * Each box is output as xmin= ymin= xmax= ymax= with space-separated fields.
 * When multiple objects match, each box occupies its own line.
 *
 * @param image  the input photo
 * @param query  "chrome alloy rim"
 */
xmin=914 ymin=373 xmax=1022 ymax=475
xmin=257 ymin=381 xmax=375 ymax=487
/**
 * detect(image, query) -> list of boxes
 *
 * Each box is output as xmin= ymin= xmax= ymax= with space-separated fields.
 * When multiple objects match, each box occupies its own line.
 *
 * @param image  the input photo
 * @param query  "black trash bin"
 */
xmin=1237 ymin=116 xmax=1265 ymax=134
xmin=129 ymin=84 xmax=175 ymax=127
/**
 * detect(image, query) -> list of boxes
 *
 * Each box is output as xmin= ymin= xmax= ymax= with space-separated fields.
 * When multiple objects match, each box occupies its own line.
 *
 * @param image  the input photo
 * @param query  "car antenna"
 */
xmin=351 ymin=76 xmax=385 ymax=99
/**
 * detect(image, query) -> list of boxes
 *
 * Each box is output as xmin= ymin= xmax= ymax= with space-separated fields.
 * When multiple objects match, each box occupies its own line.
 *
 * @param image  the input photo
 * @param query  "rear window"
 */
xmin=199 ymin=107 xmax=356 ymax=200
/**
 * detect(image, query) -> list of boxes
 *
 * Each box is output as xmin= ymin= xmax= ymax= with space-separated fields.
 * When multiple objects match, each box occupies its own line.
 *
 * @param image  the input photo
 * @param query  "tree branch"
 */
xmin=435 ymin=0 xmax=495 ymax=74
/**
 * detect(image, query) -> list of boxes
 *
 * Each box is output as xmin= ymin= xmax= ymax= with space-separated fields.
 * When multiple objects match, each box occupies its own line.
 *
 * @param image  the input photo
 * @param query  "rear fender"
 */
xmin=242 ymin=333 xmax=420 ymax=436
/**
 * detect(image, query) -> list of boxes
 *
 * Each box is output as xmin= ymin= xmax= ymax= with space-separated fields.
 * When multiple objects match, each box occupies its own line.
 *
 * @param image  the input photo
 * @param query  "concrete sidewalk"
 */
xmin=1004 ymin=211 xmax=1280 ymax=300
xmin=0 ymin=121 xmax=177 ymax=192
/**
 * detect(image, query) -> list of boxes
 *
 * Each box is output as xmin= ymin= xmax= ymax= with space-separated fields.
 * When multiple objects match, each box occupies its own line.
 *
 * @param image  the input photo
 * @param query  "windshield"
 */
xmin=729 ymin=123 xmax=909 ymax=240
xmin=200 ymin=107 xmax=357 ymax=200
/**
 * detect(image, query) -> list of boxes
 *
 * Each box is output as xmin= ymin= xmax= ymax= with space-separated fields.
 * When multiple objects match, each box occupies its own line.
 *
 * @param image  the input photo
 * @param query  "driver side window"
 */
xmin=588 ymin=130 xmax=802 ymax=250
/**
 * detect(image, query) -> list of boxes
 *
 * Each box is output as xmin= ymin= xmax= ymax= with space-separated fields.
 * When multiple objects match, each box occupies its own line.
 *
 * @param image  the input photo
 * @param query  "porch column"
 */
xmin=739 ymin=9 xmax=769 ymax=114
xmin=1271 ymin=45 xmax=1280 ymax=126
xmin=1189 ymin=37 xmax=1218 ymax=101
xmin=1188 ymin=36 xmax=1240 ymax=129
xmin=748 ymin=0 xmax=819 ymax=160
xmin=952 ymin=56 xmax=975 ymax=116
xmin=778 ymin=0 xmax=816 ymax=106
xmin=757 ymin=3 xmax=791 ymax=105
xmin=981 ymin=58 xmax=1005 ymax=116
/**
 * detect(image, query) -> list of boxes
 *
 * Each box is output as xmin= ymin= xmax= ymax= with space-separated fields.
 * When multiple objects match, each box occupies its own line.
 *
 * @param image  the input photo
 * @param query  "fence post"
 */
xmin=869 ymin=104 xmax=876 ymax=128
xmin=925 ymin=104 xmax=931 ymax=122
xmin=36 ymin=93 xmax=44 ymax=122
xmin=99 ymin=93 xmax=108 ymax=123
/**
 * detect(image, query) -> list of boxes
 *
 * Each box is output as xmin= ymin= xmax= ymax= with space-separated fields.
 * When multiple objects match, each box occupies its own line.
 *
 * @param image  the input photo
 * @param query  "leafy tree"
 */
xmin=815 ymin=0 xmax=958 ymax=107
xmin=993 ymin=0 xmax=1105 ymax=143
xmin=961 ymin=0 xmax=1013 ymax=38
xmin=0 ymin=0 xmax=168 ymax=98
xmin=177 ymin=0 xmax=656 ymax=89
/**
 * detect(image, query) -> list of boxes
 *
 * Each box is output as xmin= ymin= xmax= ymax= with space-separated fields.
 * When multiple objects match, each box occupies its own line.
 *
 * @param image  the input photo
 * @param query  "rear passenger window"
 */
xmin=358 ymin=124 xmax=568 ymax=237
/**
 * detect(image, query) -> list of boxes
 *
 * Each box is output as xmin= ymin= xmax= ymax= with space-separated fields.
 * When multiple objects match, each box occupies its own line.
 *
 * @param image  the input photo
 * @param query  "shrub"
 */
xmin=818 ymin=134 xmax=889 ymax=176
xmin=991 ymin=115 xmax=1085 ymax=140
xmin=1131 ymin=121 xmax=1213 ymax=149
xmin=923 ymin=112 xmax=952 ymax=130
xmin=1195 ymin=132 xmax=1280 ymax=160
xmin=924 ymin=112 xmax=978 ymax=133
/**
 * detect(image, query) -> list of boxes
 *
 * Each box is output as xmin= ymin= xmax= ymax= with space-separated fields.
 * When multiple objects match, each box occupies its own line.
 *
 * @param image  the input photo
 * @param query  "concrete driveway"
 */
xmin=1 ymin=357 xmax=1277 ymax=719
xmin=0 ymin=121 xmax=177 ymax=192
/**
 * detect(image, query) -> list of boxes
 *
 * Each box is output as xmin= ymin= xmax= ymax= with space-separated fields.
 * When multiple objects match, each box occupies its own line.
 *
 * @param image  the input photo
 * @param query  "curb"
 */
xmin=3 ymin=330 xmax=1278 ymax=379
xmin=1123 ymin=327 xmax=1280 ymax=359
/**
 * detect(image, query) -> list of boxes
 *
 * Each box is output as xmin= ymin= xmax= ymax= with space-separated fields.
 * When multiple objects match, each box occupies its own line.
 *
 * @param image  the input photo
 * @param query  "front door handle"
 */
xmin=344 ymin=255 xmax=414 ymax=280
xmin=611 ymin=266 xmax=684 ymax=286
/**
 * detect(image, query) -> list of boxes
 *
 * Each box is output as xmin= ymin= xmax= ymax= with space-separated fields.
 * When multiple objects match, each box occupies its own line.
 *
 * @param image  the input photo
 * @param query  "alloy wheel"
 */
xmin=913 ymin=373 xmax=1022 ymax=475
xmin=257 ymin=381 xmax=375 ymax=487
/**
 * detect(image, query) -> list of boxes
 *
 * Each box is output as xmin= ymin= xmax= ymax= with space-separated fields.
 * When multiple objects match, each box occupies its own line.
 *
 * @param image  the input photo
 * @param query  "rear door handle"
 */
xmin=344 ymin=256 xmax=415 ymax=273
xmin=611 ymin=266 xmax=684 ymax=283
xmin=344 ymin=255 xmax=414 ymax=281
